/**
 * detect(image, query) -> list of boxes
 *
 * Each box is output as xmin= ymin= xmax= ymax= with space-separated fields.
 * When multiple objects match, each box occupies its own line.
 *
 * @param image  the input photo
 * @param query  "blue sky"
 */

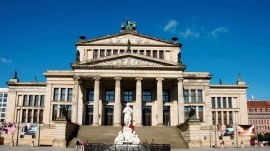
xmin=0 ymin=0 xmax=269 ymax=100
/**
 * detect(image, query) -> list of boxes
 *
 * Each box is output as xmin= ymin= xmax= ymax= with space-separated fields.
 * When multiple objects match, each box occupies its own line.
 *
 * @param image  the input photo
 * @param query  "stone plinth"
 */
xmin=53 ymin=120 xmax=67 ymax=147
xmin=186 ymin=119 xmax=202 ymax=148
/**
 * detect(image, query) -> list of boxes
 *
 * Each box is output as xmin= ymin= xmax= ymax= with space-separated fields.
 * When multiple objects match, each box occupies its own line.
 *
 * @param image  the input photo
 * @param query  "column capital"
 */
xmin=114 ymin=77 xmax=122 ymax=80
xmin=93 ymin=77 xmax=101 ymax=80
xmin=156 ymin=78 xmax=164 ymax=81
xmin=135 ymin=77 xmax=143 ymax=81
xmin=177 ymin=77 xmax=184 ymax=81
xmin=73 ymin=76 xmax=80 ymax=81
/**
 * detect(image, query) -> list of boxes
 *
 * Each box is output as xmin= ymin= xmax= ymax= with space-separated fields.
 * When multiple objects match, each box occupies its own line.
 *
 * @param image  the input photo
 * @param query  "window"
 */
xmin=113 ymin=49 xmax=118 ymax=55
xmin=93 ymin=49 xmax=98 ymax=59
xmin=67 ymin=88 xmax=72 ymax=102
xmin=184 ymin=106 xmax=189 ymax=121
xmin=34 ymin=95 xmax=39 ymax=107
xmin=66 ymin=105 xmax=72 ymax=121
xmin=159 ymin=51 xmax=164 ymax=59
xmin=86 ymin=88 xmax=94 ymax=101
xmin=228 ymin=97 xmax=232 ymax=108
xmin=39 ymin=110 xmax=43 ymax=123
xmin=257 ymin=108 xmax=260 ymax=112
xmin=22 ymin=109 xmax=26 ymax=123
xmin=123 ymin=89 xmax=133 ymax=102
xmin=100 ymin=49 xmax=105 ymax=57
xmin=27 ymin=110 xmax=32 ymax=123
xmin=217 ymin=97 xmax=221 ymax=108
xmin=23 ymin=95 xmax=28 ymax=106
xmin=33 ymin=110 xmax=38 ymax=123
xmin=198 ymin=90 xmax=203 ymax=102
xmin=133 ymin=50 xmax=138 ymax=54
xmin=40 ymin=95 xmax=44 ymax=107
xmin=153 ymin=50 xmax=157 ymax=58
xmin=139 ymin=50 xmax=144 ymax=55
xmin=105 ymin=89 xmax=115 ymax=102
xmin=223 ymin=97 xmax=226 ymax=108
xmin=184 ymin=90 xmax=189 ymax=103
xmin=163 ymin=89 xmax=170 ymax=102
xmin=146 ymin=50 xmax=151 ymax=56
xmin=211 ymin=97 xmax=215 ymax=108
xmin=60 ymin=88 xmax=66 ymax=101
xmin=120 ymin=49 xmax=124 ymax=53
xmin=29 ymin=95 xmax=33 ymax=106
xmin=198 ymin=106 xmax=203 ymax=122
xmin=143 ymin=89 xmax=152 ymax=102
xmin=52 ymin=105 xmax=58 ymax=121
xmin=53 ymin=88 xmax=59 ymax=101
xmin=190 ymin=90 xmax=195 ymax=102
xmin=106 ymin=49 xmax=111 ymax=56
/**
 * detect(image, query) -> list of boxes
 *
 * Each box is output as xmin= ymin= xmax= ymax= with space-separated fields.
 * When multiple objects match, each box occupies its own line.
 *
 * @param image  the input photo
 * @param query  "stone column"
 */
xmin=135 ymin=77 xmax=143 ymax=126
xmin=114 ymin=77 xmax=122 ymax=126
xmin=156 ymin=78 xmax=163 ymax=126
xmin=92 ymin=77 xmax=101 ymax=126
xmin=71 ymin=76 xmax=79 ymax=123
xmin=177 ymin=78 xmax=184 ymax=124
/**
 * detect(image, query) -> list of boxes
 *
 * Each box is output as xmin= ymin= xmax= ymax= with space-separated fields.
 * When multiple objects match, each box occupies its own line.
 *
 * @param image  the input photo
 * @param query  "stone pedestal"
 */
xmin=187 ymin=119 xmax=202 ymax=148
xmin=53 ymin=120 xmax=67 ymax=147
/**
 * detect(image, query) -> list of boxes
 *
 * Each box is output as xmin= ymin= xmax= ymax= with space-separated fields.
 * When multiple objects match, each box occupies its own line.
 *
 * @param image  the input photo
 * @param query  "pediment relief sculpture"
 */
xmin=96 ymin=57 xmax=161 ymax=66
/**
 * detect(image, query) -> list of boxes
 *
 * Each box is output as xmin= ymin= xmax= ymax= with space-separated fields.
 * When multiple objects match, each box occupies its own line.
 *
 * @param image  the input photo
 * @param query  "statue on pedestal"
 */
xmin=123 ymin=104 xmax=133 ymax=128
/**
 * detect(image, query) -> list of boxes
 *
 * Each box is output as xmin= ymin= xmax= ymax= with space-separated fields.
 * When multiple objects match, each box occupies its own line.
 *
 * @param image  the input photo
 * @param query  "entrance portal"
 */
xmin=104 ymin=105 xmax=114 ymax=125
xmin=143 ymin=106 xmax=152 ymax=126
xmin=86 ymin=105 xmax=93 ymax=125
xmin=163 ymin=106 xmax=170 ymax=126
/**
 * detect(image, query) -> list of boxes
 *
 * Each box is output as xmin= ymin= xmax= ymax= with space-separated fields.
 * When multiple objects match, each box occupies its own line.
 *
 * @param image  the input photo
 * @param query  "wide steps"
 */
xmin=69 ymin=126 xmax=187 ymax=149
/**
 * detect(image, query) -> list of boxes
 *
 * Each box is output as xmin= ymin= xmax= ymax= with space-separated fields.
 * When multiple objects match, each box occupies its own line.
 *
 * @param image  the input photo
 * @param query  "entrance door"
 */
xmin=163 ymin=106 xmax=170 ymax=126
xmin=85 ymin=105 xmax=93 ymax=125
xmin=143 ymin=106 xmax=152 ymax=126
xmin=104 ymin=106 xmax=114 ymax=125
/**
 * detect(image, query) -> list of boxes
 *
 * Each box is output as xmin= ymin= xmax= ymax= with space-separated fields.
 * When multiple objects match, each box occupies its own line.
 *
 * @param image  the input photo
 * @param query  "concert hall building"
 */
xmin=5 ymin=20 xmax=249 ymax=129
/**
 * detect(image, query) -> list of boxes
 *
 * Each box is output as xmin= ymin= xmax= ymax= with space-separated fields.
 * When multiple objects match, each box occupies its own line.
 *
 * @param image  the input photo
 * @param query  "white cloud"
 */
xmin=179 ymin=28 xmax=200 ymax=39
xmin=0 ymin=57 xmax=12 ymax=63
xmin=163 ymin=20 xmax=178 ymax=32
xmin=209 ymin=26 xmax=228 ymax=38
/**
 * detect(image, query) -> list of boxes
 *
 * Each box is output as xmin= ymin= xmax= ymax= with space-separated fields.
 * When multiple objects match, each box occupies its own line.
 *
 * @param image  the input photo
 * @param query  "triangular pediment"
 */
xmin=78 ymin=53 xmax=178 ymax=67
xmin=77 ymin=32 xmax=178 ymax=46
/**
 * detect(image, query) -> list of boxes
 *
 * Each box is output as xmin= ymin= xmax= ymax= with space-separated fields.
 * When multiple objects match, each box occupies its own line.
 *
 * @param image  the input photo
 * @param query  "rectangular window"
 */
xmin=153 ymin=50 xmax=157 ymax=58
xmin=184 ymin=106 xmax=189 ymax=121
xmin=40 ymin=95 xmax=44 ymax=107
xmin=228 ymin=97 xmax=232 ymax=108
xmin=67 ymin=88 xmax=72 ymax=102
xmin=33 ymin=110 xmax=38 ymax=123
xmin=27 ymin=110 xmax=32 ymax=123
xmin=198 ymin=106 xmax=203 ymax=122
xmin=39 ymin=110 xmax=43 ymax=123
xmin=100 ymin=49 xmax=105 ymax=57
xmin=86 ymin=88 xmax=94 ymax=101
xmin=223 ymin=97 xmax=227 ymax=108
xmin=22 ymin=109 xmax=26 ymax=123
xmin=212 ymin=111 xmax=216 ymax=125
xmin=52 ymin=105 xmax=58 ymax=121
xmin=34 ymin=95 xmax=39 ymax=107
xmin=163 ymin=89 xmax=170 ymax=102
xmin=229 ymin=111 xmax=233 ymax=124
xmin=120 ymin=49 xmax=125 ymax=53
xmin=133 ymin=50 xmax=138 ymax=54
xmin=23 ymin=95 xmax=28 ymax=106
xmin=184 ymin=90 xmax=189 ymax=103
xmin=93 ymin=49 xmax=98 ymax=59
xmin=66 ymin=105 xmax=72 ymax=121
xmin=123 ymin=89 xmax=133 ymax=102
xmin=29 ymin=95 xmax=33 ymax=106
xmin=60 ymin=88 xmax=66 ymax=101
xmin=190 ymin=89 xmax=195 ymax=102
xmin=143 ymin=89 xmax=152 ymax=102
xmin=53 ymin=88 xmax=59 ymax=101
xmin=146 ymin=50 xmax=151 ymax=56
xmin=106 ymin=49 xmax=111 ymax=56
xmin=223 ymin=111 xmax=227 ymax=124
xmin=218 ymin=111 xmax=221 ymax=124
xmin=211 ymin=97 xmax=215 ymax=108
xmin=159 ymin=51 xmax=164 ymax=59
xmin=198 ymin=90 xmax=203 ymax=102
xmin=139 ymin=50 xmax=144 ymax=55
xmin=105 ymin=89 xmax=115 ymax=102
xmin=113 ymin=49 xmax=118 ymax=55
xmin=217 ymin=97 xmax=221 ymax=108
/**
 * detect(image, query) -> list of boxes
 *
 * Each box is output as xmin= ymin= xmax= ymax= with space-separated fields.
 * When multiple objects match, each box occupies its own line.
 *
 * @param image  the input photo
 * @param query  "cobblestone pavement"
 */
xmin=0 ymin=145 xmax=269 ymax=151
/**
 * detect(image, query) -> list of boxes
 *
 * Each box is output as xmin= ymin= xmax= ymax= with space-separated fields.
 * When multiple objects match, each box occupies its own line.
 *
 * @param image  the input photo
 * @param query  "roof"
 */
xmin=247 ymin=101 xmax=270 ymax=108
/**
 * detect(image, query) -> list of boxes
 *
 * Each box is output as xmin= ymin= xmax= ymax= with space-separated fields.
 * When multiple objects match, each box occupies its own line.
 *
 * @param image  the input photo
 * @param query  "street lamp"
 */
xmin=16 ymin=106 xmax=22 ymax=146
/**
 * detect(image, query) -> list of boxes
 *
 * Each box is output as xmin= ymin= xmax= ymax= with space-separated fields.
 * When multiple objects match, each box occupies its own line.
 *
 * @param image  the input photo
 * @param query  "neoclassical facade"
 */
xmin=6 ymin=21 xmax=249 ymax=129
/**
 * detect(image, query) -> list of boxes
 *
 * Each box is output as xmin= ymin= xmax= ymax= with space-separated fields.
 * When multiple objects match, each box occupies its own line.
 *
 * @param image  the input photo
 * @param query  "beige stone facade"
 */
xmin=4 ymin=21 xmax=249 ymax=147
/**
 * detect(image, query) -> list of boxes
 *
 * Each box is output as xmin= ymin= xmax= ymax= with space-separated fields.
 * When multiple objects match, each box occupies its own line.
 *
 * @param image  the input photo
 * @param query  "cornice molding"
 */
xmin=210 ymin=85 xmax=249 ymax=89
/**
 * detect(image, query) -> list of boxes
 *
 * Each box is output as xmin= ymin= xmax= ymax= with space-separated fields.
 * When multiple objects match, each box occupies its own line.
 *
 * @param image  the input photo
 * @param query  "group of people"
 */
xmin=0 ymin=122 xmax=16 ymax=135
xmin=75 ymin=138 xmax=89 ymax=151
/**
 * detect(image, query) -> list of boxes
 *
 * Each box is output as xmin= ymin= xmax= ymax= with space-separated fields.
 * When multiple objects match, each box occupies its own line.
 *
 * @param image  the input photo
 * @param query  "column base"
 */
xmin=91 ymin=123 xmax=99 ymax=126
xmin=113 ymin=123 xmax=122 ymax=127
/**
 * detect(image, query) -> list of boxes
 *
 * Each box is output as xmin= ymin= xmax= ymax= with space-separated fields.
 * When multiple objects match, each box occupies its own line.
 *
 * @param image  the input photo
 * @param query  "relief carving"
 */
xmin=99 ymin=57 xmax=159 ymax=66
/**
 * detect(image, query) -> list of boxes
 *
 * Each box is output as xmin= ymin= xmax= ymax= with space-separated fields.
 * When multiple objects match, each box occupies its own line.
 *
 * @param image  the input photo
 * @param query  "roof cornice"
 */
xmin=210 ymin=84 xmax=249 ymax=89
xmin=7 ymin=82 xmax=46 ymax=87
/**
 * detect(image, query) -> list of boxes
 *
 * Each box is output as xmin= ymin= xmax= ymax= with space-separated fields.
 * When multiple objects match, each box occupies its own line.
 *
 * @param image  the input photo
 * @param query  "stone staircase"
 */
xmin=68 ymin=126 xmax=188 ymax=149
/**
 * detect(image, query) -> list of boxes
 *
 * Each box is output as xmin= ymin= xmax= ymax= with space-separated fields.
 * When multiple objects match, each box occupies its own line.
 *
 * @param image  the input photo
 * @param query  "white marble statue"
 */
xmin=114 ymin=131 xmax=124 ymax=144
xmin=123 ymin=104 xmax=133 ymax=128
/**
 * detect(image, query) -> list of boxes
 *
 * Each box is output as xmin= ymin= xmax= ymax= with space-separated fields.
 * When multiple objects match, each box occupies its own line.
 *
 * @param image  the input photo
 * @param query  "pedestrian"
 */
xmin=75 ymin=137 xmax=80 ymax=150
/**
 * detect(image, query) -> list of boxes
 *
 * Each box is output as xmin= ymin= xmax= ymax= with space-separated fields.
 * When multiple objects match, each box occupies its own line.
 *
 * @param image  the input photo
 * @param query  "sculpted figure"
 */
xmin=123 ymin=104 xmax=133 ymax=128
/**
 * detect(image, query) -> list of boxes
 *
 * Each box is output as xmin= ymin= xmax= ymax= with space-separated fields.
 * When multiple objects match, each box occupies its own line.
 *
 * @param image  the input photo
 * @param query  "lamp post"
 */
xmin=214 ymin=108 xmax=217 ymax=147
xmin=234 ymin=110 xmax=238 ymax=147
xmin=16 ymin=106 xmax=22 ymax=146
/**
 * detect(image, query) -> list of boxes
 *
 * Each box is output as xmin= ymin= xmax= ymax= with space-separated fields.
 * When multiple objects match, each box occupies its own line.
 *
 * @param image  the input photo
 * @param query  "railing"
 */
xmin=84 ymin=143 xmax=171 ymax=151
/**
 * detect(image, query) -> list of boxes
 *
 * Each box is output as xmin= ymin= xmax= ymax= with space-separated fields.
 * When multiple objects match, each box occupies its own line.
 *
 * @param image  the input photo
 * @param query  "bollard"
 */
xmin=31 ymin=141 xmax=34 ymax=147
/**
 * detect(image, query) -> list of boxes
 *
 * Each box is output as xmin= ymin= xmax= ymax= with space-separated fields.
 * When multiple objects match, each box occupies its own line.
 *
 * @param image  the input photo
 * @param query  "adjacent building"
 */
xmin=5 ymin=20 xmax=248 ymax=131
xmin=0 ymin=88 xmax=8 ymax=122
xmin=247 ymin=101 xmax=270 ymax=134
